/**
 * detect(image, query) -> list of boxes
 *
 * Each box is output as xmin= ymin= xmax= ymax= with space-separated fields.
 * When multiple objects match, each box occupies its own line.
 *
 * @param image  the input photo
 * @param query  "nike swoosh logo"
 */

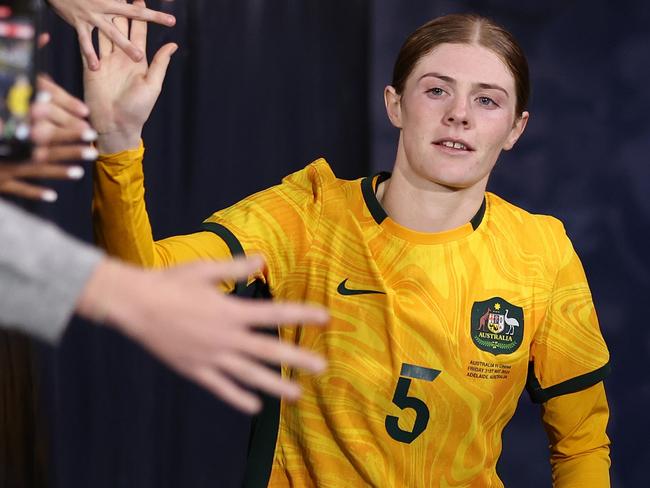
xmin=337 ymin=278 xmax=386 ymax=296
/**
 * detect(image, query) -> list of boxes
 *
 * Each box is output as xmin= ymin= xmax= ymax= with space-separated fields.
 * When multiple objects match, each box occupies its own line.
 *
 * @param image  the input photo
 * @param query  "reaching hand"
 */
xmin=0 ymin=76 xmax=97 ymax=201
xmin=47 ymin=0 xmax=176 ymax=70
xmin=83 ymin=1 xmax=176 ymax=153
xmin=78 ymin=256 xmax=329 ymax=414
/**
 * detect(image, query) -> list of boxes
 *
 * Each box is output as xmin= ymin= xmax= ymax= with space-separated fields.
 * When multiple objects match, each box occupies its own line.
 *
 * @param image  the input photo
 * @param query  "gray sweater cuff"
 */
xmin=0 ymin=199 xmax=104 ymax=343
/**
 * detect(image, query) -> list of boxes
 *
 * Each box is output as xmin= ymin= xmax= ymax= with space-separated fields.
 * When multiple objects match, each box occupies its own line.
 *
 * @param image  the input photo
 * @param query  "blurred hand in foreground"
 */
xmin=77 ymin=256 xmax=329 ymax=414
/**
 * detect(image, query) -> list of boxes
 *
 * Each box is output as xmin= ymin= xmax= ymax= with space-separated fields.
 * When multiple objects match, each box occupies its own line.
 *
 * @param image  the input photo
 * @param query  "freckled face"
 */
xmin=385 ymin=43 xmax=528 ymax=191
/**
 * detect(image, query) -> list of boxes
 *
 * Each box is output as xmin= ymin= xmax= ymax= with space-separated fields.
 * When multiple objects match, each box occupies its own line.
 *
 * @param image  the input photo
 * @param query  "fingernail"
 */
xmin=166 ymin=15 xmax=176 ymax=26
xmin=35 ymin=91 xmax=52 ymax=103
xmin=15 ymin=123 xmax=29 ymax=140
xmin=41 ymin=190 xmax=58 ymax=202
xmin=67 ymin=166 xmax=85 ymax=179
xmin=82 ymin=129 xmax=98 ymax=142
xmin=81 ymin=147 xmax=98 ymax=160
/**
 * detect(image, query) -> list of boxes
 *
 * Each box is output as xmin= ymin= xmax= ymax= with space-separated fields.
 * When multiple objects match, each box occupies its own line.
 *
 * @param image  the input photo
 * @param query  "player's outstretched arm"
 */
xmin=83 ymin=0 xmax=175 ymax=154
xmin=48 ymin=0 xmax=176 ymax=70
xmin=0 ymin=75 xmax=97 ymax=201
xmin=76 ymin=256 xmax=329 ymax=414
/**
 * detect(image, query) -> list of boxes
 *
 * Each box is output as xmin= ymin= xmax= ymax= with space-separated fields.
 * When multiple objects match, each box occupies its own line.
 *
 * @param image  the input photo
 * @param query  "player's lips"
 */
xmin=432 ymin=138 xmax=475 ymax=152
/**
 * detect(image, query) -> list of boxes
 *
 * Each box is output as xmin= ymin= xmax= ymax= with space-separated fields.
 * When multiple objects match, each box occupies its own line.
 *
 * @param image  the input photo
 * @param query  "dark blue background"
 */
xmin=6 ymin=1 xmax=646 ymax=486
xmin=371 ymin=1 xmax=650 ymax=486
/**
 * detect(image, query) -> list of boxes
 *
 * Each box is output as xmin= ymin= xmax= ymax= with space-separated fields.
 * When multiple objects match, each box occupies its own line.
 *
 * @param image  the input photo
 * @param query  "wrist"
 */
xmin=96 ymin=128 xmax=143 ymax=154
xmin=76 ymin=258 xmax=151 ymax=335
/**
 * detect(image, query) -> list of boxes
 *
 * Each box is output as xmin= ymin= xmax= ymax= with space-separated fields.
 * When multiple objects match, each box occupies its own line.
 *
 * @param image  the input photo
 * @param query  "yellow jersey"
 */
xmin=94 ymin=146 xmax=611 ymax=487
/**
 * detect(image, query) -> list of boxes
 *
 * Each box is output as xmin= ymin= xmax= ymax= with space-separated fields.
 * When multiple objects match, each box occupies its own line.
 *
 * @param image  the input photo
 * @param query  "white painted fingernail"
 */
xmin=15 ymin=123 xmax=29 ymax=140
xmin=82 ymin=129 xmax=98 ymax=142
xmin=67 ymin=166 xmax=85 ymax=179
xmin=41 ymin=190 xmax=58 ymax=202
xmin=81 ymin=147 xmax=98 ymax=160
xmin=36 ymin=91 xmax=52 ymax=103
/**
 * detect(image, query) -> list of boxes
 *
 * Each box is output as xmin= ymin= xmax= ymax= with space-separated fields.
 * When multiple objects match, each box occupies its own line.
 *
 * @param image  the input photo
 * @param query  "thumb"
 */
xmin=146 ymin=42 xmax=178 ymax=89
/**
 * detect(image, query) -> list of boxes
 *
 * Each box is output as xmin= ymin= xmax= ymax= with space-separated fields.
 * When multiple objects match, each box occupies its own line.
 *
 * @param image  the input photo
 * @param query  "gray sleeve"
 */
xmin=0 ymin=198 xmax=104 ymax=343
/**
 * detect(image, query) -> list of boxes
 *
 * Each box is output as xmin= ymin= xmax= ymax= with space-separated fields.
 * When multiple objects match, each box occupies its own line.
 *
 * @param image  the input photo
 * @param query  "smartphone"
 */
xmin=0 ymin=0 xmax=41 ymax=160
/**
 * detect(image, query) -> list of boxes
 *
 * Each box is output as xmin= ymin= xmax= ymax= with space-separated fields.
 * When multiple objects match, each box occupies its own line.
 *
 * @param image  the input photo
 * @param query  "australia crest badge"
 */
xmin=470 ymin=297 xmax=524 ymax=355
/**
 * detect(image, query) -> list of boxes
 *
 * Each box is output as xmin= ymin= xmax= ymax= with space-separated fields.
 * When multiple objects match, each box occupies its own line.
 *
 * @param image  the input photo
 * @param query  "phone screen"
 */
xmin=0 ymin=1 xmax=36 ymax=160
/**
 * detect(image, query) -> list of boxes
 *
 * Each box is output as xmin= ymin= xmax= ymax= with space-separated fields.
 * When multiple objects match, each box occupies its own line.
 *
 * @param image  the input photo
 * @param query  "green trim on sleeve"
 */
xmin=201 ymin=220 xmax=280 ymax=487
xmin=202 ymin=222 xmax=245 ymax=255
xmin=525 ymin=361 xmax=611 ymax=404
xmin=201 ymin=222 xmax=248 ymax=295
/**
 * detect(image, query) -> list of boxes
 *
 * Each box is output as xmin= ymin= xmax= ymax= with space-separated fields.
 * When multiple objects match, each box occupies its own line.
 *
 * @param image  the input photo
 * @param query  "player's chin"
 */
xmin=420 ymin=167 xmax=485 ymax=191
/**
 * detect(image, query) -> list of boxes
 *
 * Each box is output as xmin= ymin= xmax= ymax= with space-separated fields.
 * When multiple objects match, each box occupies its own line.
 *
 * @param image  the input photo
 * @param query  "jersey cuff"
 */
xmin=97 ymin=139 xmax=145 ymax=165
xmin=525 ymin=361 xmax=611 ymax=404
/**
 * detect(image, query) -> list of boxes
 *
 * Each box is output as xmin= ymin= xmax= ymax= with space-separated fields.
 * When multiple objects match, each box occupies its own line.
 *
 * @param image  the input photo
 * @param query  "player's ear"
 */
xmin=503 ymin=111 xmax=529 ymax=151
xmin=384 ymin=85 xmax=403 ymax=129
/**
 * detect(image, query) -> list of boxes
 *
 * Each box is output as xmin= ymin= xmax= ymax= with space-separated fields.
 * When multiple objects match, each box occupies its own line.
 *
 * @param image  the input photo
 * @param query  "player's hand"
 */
xmin=81 ymin=256 xmax=329 ymax=414
xmin=0 ymin=76 xmax=98 ymax=201
xmin=83 ymin=0 xmax=176 ymax=154
xmin=47 ymin=0 xmax=176 ymax=70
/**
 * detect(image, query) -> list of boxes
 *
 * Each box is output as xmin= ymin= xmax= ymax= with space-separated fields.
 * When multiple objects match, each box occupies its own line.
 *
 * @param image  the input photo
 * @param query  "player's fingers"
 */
xmin=110 ymin=9 xmax=130 ymax=39
xmin=193 ymin=367 xmax=261 ymax=414
xmin=243 ymin=301 xmax=330 ymax=328
xmin=0 ymin=179 xmax=58 ymax=202
xmin=129 ymin=0 xmax=148 ymax=53
xmin=32 ymin=145 xmax=97 ymax=164
xmin=98 ymin=17 xmax=143 ymax=62
xmin=98 ymin=24 xmax=113 ymax=58
xmin=109 ymin=0 xmax=176 ymax=27
xmin=36 ymin=76 xmax=90 ymax=118
xmin=215 ymin=353 xmax=302 ymax=402
xmin=77 ymin=24 xmax=99 ymax=71
xmin=146 ymin=43 xmax=177 ymax=88
xmin=239 ymin=331 xmax=327 ymax=373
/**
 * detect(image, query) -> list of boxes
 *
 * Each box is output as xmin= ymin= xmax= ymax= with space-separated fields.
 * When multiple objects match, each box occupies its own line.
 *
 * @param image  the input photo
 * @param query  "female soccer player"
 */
xmin=87 ymin=12 xmax=611 ymax=487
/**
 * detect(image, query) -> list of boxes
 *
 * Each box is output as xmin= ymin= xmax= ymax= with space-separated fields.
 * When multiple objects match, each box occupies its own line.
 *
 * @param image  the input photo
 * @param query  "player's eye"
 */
xmin=477 ymin=96 xmax=498 ymax=107
xmin=426 ymin=87 xmax=446 ymax=97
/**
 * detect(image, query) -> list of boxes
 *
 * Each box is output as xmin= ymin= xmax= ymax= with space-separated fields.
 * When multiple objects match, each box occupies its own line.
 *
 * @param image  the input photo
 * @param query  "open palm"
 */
xmin=84 ymin=2 xmax=177 ymax=154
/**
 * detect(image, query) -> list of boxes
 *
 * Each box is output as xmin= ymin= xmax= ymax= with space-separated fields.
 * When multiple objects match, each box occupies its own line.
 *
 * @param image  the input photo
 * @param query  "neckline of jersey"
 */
xmin=360 ymin=172 xmax=487 ymax=245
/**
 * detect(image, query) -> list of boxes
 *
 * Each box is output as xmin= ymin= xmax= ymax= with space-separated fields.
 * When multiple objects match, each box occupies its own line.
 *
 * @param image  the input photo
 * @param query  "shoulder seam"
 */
xmin=200 ymin=222 xmax=247 ymax=295
xmin=293 ymin=162 xmax=325 ymax=275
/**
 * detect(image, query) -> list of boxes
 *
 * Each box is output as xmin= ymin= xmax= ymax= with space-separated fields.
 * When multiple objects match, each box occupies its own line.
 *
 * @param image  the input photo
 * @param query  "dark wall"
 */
xmin=1 ymin=0 xmax=644 ymax=486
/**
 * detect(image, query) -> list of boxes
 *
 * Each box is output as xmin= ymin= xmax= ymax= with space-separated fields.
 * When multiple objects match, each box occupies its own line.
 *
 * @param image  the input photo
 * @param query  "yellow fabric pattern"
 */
xmin=93 ymin=146 xmax=610 ymax=487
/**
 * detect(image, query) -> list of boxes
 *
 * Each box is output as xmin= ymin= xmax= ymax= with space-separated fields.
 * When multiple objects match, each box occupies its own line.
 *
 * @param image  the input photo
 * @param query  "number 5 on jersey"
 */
xmin=385 ymin=363 xmax=442 ymax=444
